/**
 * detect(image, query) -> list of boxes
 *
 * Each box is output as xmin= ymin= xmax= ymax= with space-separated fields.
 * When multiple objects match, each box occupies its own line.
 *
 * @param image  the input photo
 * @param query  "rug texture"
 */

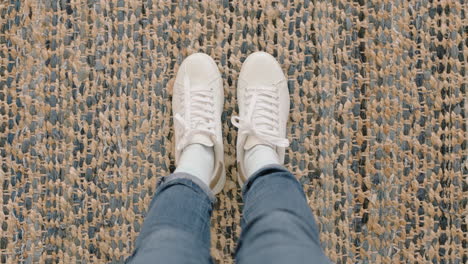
xmin=1 ymin=0 xmax=467 ymax=263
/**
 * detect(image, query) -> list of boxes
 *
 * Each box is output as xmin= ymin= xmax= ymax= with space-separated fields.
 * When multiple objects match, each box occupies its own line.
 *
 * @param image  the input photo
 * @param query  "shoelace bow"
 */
xmin=174 ymin=74 xmax=216 ymax=152
xmin=231 ymin=85 xmax=289 ymax=148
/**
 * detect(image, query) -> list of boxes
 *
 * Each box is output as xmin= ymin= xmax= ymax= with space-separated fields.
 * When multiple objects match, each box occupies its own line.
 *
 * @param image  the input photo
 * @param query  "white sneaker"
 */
xmin=172 ymin=53 xmax=226 ymax=194
xmin=231 ymin=52 xmax=290 ymax=186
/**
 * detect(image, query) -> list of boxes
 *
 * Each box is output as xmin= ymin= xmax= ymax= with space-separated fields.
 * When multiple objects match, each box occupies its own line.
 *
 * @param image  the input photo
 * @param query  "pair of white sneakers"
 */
xmin=172 ymin=52 xmax=290 ymax=194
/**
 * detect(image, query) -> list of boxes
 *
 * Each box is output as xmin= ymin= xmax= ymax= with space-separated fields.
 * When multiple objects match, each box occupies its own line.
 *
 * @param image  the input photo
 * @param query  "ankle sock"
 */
xmin=244 ymin=144 xmax=279 ymax=178
xmin=175 ymin=143 xmax=214 ymax=186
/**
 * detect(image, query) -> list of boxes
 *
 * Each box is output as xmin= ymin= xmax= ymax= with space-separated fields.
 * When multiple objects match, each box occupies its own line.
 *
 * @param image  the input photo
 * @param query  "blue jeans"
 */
xmin=127 ymin=165 xmax=330 ymax=264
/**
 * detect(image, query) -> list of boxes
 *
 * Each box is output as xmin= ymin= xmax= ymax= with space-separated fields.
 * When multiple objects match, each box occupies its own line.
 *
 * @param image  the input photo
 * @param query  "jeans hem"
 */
xmin=157 ymin=172 xmax=216 ymax=204
xmin=241 ymin=164 xmax=291 ymax=196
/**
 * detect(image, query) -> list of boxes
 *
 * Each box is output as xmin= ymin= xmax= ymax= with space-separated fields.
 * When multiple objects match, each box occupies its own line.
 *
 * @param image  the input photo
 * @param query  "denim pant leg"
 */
xmin=235 ymin=165 xmax=330 ymax=264
xmin=127 ymin=173 xmax=215 ymax=264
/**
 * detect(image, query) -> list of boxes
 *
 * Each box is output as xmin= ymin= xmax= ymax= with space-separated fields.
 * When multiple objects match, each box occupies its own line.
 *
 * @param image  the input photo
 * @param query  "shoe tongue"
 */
xmin=244 ymin=135 xmax=273 ymax=150
xmin=188 ymin=134 xmax=214 ymax=147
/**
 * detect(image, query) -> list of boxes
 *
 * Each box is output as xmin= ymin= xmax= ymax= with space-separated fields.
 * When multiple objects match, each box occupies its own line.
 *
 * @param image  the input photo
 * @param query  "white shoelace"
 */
xmin=174 ymin=75 xmax=216 ymax=151
xmin=231 ymin=85 xmax=289 ymax=148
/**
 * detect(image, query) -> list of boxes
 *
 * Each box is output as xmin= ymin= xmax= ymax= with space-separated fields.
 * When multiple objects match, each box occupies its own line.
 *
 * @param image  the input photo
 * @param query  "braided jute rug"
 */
xmin=1 ymin=0 xmax=466 ymax=263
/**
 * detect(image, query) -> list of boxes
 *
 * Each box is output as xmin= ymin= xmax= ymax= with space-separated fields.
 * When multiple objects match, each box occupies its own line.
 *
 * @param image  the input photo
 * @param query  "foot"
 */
xmin=172 ymin=53 xmax=226 ymax=194
xmin=231 ymin=52 xmax=290 ymax=186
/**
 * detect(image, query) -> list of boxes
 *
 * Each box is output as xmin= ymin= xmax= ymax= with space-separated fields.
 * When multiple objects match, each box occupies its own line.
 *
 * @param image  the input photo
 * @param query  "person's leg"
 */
xmin=235 ymin=165 xmax=330 ymax=264
xmin=128 ymin=53 xmax=226 ymax=263
xmin=231 ymin=52 xmax=329 ymax=263
xmin=126 ymin=173 xmax=215 ymax=264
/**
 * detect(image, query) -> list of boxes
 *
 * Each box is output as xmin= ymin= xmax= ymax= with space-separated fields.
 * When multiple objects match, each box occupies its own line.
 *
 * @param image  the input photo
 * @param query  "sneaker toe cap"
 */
xmin=239 ymin=52 xmax=285 ymax=85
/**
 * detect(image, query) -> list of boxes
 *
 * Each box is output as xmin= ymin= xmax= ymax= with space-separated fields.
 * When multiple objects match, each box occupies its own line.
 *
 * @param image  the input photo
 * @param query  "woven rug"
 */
xmin=1 ymin=0 xmax=466 ymax=263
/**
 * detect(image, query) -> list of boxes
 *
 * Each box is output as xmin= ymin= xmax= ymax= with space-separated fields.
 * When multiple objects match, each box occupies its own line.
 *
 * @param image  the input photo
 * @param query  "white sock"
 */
xmin=175 ymin=143 xmax=214 ymax=186
xmin=244 ymin=144 xmax=279 ymax=178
